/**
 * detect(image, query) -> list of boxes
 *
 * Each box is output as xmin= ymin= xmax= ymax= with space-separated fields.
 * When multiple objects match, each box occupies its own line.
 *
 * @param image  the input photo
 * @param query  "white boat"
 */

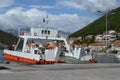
xmin=3 ymin=27 xmax=83 ymax=64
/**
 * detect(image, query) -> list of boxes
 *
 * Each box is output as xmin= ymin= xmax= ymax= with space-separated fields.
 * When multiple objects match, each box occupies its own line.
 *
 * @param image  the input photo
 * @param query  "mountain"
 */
xmin=0 ymin=29 xmax=18 ymax=48
xmin=58 ymin=30 xmax=70 ymax=38
xmin=70 ymin=7 xmax=120 ymax=38
xmin=7 ymin=29 xmax=18 ymax=36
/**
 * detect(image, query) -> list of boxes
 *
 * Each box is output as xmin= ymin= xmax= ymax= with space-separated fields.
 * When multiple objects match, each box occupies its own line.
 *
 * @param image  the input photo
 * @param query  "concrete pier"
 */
xmin=0 ymin=63 xmax=120 ymax=80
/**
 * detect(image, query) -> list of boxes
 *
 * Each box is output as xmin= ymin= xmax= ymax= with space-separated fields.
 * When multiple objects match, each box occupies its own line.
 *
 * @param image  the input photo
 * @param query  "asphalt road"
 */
xmin=0 ymin=63 xmax=120 ymax=80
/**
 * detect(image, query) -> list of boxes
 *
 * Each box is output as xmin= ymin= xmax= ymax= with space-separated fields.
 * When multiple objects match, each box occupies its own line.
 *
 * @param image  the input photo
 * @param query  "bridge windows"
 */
xmin=48 ymin=31 xmax=50 ymax=35
xmin=41 ymin=30 xmax=50 ymax=35
xmin=42 ymin=30 xmax=44 ymax=34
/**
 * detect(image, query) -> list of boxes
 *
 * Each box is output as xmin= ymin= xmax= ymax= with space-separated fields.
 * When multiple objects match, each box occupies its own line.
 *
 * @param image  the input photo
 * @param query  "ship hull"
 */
xmin=3 ymin=50 xmax=59 ymax=64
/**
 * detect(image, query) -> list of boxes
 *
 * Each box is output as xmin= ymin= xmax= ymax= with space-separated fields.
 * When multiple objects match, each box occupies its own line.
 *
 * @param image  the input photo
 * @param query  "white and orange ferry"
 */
xmin=3 ymin=27 xmax=83 ymax=64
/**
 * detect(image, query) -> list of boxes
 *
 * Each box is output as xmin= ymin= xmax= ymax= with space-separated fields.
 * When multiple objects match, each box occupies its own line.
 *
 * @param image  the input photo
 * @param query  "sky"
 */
xmin=0 ymin=0 xmax=120 ymax=33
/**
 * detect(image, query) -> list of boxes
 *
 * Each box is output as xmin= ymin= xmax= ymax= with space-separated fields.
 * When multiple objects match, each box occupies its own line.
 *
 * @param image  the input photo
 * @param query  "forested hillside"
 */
xmin=70 ymin=7 xmax=120 ymax=38
xmin=0 ymin=29 xmax=18 ymax=48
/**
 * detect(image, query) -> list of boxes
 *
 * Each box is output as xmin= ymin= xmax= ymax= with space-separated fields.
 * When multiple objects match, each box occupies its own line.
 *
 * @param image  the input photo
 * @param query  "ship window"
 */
xmin=48 ymin=31 xmax=50 ymax=34
xmin=45 ymin=30 xmax=47 ymax=34
xmin=42 ymin=30 xmax=44 ymax=34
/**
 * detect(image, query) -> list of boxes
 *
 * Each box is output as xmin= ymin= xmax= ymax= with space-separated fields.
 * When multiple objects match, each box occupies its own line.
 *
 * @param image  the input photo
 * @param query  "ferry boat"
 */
xmin=3 ymin=27 xmax=83 ymax=64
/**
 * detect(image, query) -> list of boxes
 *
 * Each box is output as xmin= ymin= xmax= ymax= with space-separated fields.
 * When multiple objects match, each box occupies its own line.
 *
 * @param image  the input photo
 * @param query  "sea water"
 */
xmin=0 ymin=50 xmax=4 ymax=63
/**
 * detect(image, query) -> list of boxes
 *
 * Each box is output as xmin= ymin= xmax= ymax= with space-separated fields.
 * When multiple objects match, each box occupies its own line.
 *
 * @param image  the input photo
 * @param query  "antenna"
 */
xmin=43 ymin=14 xmax=49 ymax=24
xmin=18 ymin=25 xmax=21 ymax=37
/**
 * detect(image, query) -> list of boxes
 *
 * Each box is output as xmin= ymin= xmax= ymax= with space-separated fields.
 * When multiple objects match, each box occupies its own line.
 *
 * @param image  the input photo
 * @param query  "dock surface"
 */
xmin=0 ymin=63 xmax=120 ymax=80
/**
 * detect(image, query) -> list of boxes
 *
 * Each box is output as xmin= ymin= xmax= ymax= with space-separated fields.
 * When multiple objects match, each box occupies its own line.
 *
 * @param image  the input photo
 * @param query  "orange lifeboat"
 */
xmin=47 ymin=45 xmax=55 ymax=49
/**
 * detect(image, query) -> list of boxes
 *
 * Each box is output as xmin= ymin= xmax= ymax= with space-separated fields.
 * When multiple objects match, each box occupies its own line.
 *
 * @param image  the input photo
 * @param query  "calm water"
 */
xmin=0 ymin=50 xmax=4 ymax=63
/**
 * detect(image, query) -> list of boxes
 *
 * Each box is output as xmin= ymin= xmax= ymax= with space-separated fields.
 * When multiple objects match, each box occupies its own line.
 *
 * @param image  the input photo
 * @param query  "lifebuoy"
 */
xmin=34 ymin=32 xmax=37 ymax=36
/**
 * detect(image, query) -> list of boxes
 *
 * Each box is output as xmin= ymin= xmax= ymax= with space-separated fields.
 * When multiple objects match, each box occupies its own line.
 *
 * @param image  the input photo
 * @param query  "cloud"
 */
xmin=0 ymin=0 xmax=14 ymax=9
xmin=30 ymin=5 xmax=54 ymax=9
xmin=57 ymin=0 xmax=85 ymax=10
xmin=0 ymin=7 xmax=93 ymax=32
xmin=49 ymin=14 xmax=93 ymax=32
xmin=57 ymin=0 xmax=119 ymax=13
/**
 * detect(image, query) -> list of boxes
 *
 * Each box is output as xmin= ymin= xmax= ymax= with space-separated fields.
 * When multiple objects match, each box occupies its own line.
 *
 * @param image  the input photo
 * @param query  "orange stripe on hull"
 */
xmin=3 ymin=53 xmax=38 ymax=64
xmin=3 ymin=53 xmax=61 ymax=64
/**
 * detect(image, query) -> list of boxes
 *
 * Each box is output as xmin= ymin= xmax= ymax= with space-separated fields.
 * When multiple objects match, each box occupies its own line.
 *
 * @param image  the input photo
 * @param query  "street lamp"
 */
xmin=97 ymin=11 xmax=115 ymax=53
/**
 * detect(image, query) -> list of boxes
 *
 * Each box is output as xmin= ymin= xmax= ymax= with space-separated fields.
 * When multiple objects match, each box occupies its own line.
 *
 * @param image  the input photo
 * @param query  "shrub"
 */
xmin=111 ymin=50 xmax=118 ymax=54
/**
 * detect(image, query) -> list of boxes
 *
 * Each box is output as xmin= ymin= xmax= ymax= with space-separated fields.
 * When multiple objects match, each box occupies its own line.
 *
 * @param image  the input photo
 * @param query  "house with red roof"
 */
xmin=89 ymin=42 xmax=106 ymax=54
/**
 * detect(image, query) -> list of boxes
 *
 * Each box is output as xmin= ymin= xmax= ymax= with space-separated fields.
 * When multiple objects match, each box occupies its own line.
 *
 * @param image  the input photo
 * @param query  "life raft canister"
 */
xmin=21 ymin=32 xmax=26 ymax=36
xmin=34 ymin=32 xmax=37 ymax=36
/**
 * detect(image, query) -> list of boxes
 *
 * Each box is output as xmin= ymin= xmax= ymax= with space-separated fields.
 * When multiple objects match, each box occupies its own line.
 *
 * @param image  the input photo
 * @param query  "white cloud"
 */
xmin=0 ymin=0 xmax=14 ymax=9
xmin=0 ymin=7 xmax=93 ymax=32
xmin=48 ymin=14 xmax=93 ymax=32
xmin=57 ymin=0 xmax=119 ymax=13
xmin=30 ymin=5 xmax=54 ymax=9
xmin=57 ymin=0 xmax=85 ymax=10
